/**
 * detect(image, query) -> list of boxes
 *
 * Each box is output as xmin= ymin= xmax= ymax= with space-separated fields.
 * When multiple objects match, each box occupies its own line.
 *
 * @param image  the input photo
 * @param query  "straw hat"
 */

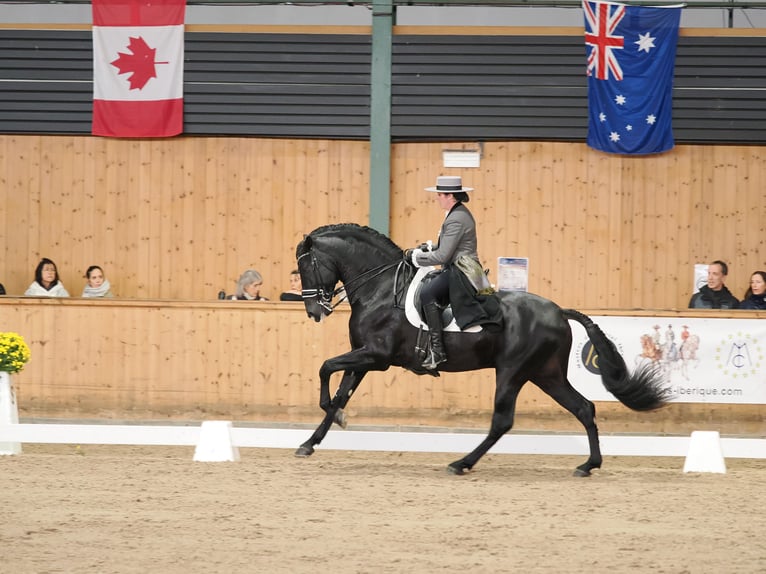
xmin=424 ymin=175 xmax=474 ymax=193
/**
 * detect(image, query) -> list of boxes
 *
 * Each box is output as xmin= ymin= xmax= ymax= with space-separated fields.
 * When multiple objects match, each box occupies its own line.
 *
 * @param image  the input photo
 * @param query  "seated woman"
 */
xmin=81 ymin=265 xmax=114 ymax=298
xmin=228 ymin=269 xmax=268 ymax=301
xmin=24 ymin=257 xmax=70 ymax=297
xmin=279 ymin=269 xmax=302 ymax=301
xmin=740 ymin=271 xmax=766 ymax=310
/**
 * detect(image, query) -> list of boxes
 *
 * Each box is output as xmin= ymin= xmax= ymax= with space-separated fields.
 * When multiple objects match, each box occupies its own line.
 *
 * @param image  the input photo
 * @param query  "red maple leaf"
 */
xmin=110 ymin=36 xmax=168 ymax=91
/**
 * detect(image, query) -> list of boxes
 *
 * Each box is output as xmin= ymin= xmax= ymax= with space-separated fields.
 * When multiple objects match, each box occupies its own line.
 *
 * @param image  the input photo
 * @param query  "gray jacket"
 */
xmin=414 ymin=203 xmax=480 ymax=268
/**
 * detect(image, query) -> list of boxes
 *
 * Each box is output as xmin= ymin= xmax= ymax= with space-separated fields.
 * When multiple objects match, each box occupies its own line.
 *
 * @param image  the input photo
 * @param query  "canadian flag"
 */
xmin=92 ymin=0 xmax=186 ymax=137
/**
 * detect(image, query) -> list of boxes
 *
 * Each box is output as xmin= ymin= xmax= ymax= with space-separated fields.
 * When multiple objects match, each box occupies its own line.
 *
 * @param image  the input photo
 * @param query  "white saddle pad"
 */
xmin=404 ymin=266 xmax=482 ymax=333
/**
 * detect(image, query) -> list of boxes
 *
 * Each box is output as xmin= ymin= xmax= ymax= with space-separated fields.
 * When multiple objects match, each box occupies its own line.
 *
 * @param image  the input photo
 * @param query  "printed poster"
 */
xmin=568 ymin=316 xmax=766 ymax=404
xmin=497 ymin=257 xmax=528 ymax=292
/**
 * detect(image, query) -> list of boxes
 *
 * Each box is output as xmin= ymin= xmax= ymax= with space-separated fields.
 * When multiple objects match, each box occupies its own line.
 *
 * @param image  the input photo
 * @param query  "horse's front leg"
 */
xmin=294 ymin=369 xmax=365 ymax=457
xmin=295 ymin=349 xmax=377 ymax=457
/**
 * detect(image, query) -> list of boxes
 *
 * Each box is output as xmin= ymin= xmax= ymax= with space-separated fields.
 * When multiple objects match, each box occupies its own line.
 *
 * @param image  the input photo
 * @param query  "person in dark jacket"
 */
xmin=739 ymin=270 xmax=766 ymax=310
xmin=406 ymin=175 xmax=480 ymax=370
xmin=688 ymin=260 xmax=739 ymax=309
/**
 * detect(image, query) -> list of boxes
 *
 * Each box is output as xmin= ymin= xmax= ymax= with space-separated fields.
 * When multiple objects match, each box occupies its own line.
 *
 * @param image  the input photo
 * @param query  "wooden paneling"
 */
xmin=0 ymin=135 xmax=370 ymax=300
xmin=389 ymin=141 xmax=766 ymax=310
xmin=1 ymin=298 xmax=764 ymax=435
xmin=1 ymin=135 xmax=765 ymax=307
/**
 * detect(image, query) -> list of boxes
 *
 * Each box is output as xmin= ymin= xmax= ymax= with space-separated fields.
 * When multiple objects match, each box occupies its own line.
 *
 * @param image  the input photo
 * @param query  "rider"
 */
xmin=406 ymin=175 xmax=481 ymax=370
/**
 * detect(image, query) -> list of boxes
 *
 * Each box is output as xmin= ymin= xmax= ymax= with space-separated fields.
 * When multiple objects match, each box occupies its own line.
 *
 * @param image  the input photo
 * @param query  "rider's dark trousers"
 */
xmin=420 ymin=268 xmax=450 ymax=307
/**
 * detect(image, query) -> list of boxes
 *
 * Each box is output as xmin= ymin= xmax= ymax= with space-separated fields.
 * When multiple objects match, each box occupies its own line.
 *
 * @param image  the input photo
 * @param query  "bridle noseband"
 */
xmin=298 ymin=250 xmax=339 ymax=313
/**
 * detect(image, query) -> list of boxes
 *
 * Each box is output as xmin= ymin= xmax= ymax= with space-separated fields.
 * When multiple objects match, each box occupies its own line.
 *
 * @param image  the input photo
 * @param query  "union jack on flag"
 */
xmin=583 ymin=1 xmax=682 ymax=155
xmin=584 ymin=1 xmax=625 ymax=81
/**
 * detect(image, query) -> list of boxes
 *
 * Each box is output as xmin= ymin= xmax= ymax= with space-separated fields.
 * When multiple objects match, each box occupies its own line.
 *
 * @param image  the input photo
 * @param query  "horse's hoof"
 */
xmin=294 ymin=445 xmax=314 ymax=458
xmin=572 ymin=467 xmax=592 ymax=477
xmin=447 ymin=462 xmax=470 ymax=476
xmin=333 ymin=408 xmax=348 ymax=429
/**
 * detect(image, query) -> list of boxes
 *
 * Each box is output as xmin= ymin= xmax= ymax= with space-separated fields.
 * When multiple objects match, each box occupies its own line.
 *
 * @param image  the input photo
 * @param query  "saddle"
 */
xmin=404 ymin=267 xmax=482 ymax=334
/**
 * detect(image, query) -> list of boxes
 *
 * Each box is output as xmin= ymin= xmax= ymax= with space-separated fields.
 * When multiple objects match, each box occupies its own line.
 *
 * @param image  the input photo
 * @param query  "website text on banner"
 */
xmin=568 ymin=316 xmax=766 ymax=404
xmin=583 ymin=1 xmax=682 ymax=155
xmin=92 ymin=0 xmax=186 ymax=138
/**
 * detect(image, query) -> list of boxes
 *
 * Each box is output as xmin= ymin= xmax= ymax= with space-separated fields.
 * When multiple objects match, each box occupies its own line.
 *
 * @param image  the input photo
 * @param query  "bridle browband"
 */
xmin=298 ymin=248 xmax=403 ymax=313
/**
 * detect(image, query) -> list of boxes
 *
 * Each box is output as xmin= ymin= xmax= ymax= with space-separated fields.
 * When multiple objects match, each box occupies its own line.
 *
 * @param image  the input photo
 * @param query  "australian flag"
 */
xmin=583 ymin=1 xmax=682 ymax=155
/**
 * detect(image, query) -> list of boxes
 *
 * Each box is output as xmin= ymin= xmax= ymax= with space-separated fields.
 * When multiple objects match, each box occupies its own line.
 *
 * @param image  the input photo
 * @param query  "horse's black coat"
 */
xmin=295 ymin=223 xmax=668 ymax=476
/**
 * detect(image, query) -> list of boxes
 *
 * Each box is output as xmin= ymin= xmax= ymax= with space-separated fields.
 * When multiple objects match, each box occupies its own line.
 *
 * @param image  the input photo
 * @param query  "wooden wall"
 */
xmin=394 ymin=142 xmax=766 ymax=309
xmin=2 ymin=135 xmax=764 ymax=309
xmin=1 ymin=298 xmax=764 ymax=435
xmin=0 ymin=135 xmax=370 ymax=300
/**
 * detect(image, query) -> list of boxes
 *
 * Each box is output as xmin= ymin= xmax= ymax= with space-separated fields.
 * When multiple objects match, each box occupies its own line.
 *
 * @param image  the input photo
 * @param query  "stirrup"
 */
xmin=421 ymin=349 xmax=446 ymax=370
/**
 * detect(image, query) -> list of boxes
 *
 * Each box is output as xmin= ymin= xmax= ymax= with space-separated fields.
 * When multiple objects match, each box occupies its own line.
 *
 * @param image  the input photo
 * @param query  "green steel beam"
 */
xmin=369 ymin=0 xmax=393 ymax=235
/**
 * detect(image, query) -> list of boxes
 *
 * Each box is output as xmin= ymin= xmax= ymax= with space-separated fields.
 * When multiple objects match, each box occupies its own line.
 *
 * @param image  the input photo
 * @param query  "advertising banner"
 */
xmin=568 ymin=316 xmax=766 ymax=404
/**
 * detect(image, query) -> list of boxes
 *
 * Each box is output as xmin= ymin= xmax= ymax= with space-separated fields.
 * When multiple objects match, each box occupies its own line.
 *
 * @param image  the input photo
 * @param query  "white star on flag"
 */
xmin=646 ymin=114 xmax=657 ymax=125
xmin=599 ymin=112 xmax=606 ymax=122
xmin=609 ymin=132 xmax=620 ymax=142
xmin=615 ymin=94 xmax=626 ymax=105
xmin=635 ymin=32 xmax=656 ymax=53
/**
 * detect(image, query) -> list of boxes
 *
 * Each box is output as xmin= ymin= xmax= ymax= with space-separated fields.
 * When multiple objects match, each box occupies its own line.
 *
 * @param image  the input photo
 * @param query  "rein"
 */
xmin=299 ymin=249 xmax=406 ymax=312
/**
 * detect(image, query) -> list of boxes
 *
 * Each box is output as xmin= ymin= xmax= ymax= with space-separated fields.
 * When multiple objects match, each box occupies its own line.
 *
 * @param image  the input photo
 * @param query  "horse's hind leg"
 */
xmin=535 ymin=374 xmax=601 ymax=477
xmin=448 ymin=369 xmax=524 ymax=475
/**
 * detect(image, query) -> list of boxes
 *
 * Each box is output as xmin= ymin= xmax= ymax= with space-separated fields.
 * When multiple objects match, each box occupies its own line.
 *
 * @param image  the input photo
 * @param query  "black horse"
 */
xmin=294 ymin=223 xmax=667 ymax=476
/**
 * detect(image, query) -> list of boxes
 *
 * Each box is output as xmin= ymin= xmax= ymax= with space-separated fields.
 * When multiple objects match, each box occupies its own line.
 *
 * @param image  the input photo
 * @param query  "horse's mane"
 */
xmin=297 ymin=223 xmax=402 ymax=257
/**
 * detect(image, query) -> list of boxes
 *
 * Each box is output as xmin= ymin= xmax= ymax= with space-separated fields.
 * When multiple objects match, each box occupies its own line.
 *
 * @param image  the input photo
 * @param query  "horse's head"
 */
xmin=296 ymin=234 xmax=340 ymax=322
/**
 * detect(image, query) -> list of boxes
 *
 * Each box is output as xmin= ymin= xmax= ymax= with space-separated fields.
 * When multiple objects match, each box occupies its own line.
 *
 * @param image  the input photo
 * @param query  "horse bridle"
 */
xmin=298 ymin=248 xmax=403 ymax=313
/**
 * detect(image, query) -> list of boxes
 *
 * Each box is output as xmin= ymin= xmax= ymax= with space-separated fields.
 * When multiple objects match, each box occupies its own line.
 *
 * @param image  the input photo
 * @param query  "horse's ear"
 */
xmin=296 ymin=235 xmax=312 ymax=259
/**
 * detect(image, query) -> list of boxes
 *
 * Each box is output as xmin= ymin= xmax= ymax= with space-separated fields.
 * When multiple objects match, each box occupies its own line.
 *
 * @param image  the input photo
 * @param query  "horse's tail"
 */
xmin=562 ymin=309 xmax=669 ymax=411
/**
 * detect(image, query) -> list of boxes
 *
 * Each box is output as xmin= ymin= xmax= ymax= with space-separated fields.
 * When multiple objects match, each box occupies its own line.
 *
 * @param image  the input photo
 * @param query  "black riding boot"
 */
xmin=422 ymin=302 xmax=447 ymax=369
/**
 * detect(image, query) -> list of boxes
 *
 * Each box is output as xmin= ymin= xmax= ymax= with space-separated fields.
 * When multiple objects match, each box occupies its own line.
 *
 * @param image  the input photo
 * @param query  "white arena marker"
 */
xmin=0 ymin=372 xmax=22 ymax=455
xmin=683 ymin=431 xmax=726 ymax=474
xmin=193 ymin=421 xmax=240 ymax=462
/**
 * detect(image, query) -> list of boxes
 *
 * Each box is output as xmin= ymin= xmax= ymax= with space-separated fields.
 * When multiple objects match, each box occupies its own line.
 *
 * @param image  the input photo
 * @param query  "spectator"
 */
xmin=739 ymin=270 xmax=766 ymax=310
xmin=279 ymin=269 xmax=303 ymax=301
xmin=688 ymin=260 xmax=739 ymax=309
xmin=228 ymin=269 xmax=268 ymax=301
xmin=24 ymin=257 xmax=70 ymax=297
xmin=81 ymin=265 xmax=114 ymax=298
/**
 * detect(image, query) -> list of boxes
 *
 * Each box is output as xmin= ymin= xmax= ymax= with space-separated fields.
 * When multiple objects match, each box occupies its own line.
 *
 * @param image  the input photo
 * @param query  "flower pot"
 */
xmin=0 ymin=371 xmax=22 ymax=455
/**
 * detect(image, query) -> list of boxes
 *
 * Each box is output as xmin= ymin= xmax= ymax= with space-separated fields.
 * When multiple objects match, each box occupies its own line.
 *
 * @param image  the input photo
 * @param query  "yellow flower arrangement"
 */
xmin=0 ymin=332 xmax=31 ymax=373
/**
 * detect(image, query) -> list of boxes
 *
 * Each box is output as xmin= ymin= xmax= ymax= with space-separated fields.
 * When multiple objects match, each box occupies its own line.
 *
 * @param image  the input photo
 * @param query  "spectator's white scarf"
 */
xmin=82 ymin=279 xmax=113 ymax=298
xmin=25 ymin=281 xmax=70 ymax=297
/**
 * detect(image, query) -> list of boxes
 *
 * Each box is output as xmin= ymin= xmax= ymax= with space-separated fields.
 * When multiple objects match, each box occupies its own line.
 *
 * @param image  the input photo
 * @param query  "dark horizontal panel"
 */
xmin=0 ymin=102 xmax=91 ymax=113
xmin=391 ymin=126 xmax=586 ymax=140
xmin=674 ymin=78 xmax=766 ymax=88
xmin=190 ymin=33 xmax=371 ymax=45
xmin=185 ymin=73 xmax=370 ymax=85
xmin=395 ymin=36 xmax=582 ymax=47
xmin=188 ymin=104 xmax=369 ymax=115
xmin=393 ymin=105 xmax=585 ymax=117
xmin=187 ymin=53 xmax=370 ymax=64
xmin=185 ymin=124 xmax=369 ymax=138
xmin=1 ymin=49 xmax=93 ymax=61
xmin=393 ymin=84 xmax=586 ymax=96
xmin=392 ymin=98 xmax=585 ymax=108
xmin=393 ymin=114 xmax=586 ymax=127
xmin=0 ymin=85 xmax=92 ymax=97
xmin=186 ymin=64 xmax=370 ymax=76
xmin=184 ymin=92 xmax=370 ymax=107
xmin=186 ymin=113 xmax=367 ymax=125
